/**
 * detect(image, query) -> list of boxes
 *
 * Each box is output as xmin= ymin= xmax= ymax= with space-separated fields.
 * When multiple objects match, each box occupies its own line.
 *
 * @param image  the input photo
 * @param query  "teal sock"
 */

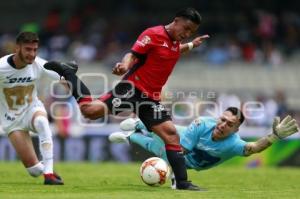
xmin=136 ymin=120 xmax=147 ymax=131
xmin=129 ymin=133 xmax=168 ymax=162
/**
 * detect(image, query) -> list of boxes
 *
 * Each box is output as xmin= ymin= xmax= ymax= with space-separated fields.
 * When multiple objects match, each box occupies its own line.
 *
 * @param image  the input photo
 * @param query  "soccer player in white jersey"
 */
xmin=109 ymin=107 xmax=299 ymax=189
xmin=0 ymin=32 xmax=68 ymax=185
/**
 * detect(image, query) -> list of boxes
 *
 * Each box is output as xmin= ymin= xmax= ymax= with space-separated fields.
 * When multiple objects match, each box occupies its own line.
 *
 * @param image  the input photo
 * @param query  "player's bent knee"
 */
xmin=80 ymin=105 xmax=105 ymax=120
xmin=159 ymin=130 xmax=180 ymax=144
xmin=164 ymin=127 xmax=180 ymax=144
xmin=152 ymin=122 xmax=179 ymax=144
xmin=164 ymin=125 xmax=177 ymax=136
xmin=26 ymin=162 xmax=44 ymax=177
xmin=82 ymin=111 xmax=101 ymax=120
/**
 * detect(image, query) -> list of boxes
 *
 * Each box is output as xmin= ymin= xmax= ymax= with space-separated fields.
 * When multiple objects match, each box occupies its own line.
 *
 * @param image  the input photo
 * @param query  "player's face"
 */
xmin=16 ymin=42 xmax=38 ymax=64
xmin=172 ymin=18 xmax=199 ymax=41
xmin=213 ymin=111 xmax=240 ymax=141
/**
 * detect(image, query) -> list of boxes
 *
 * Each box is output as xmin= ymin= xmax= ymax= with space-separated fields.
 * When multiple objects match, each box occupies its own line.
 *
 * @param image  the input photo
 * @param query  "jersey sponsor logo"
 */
xmin=4 ymin=77 xmax=33 ymax=84
xmin=4 ymin=113 xmax=15 ymax=121
xmin=141 ymin=35 xmax=151 ymax=44
xmin=136 ymin=35 xmax=151 ymax=47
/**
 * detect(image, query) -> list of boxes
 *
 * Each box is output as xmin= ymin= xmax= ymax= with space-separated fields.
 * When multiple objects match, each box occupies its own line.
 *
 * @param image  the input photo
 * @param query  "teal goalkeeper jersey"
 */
xmin=179 ymin=117 xmax=247 ymax=170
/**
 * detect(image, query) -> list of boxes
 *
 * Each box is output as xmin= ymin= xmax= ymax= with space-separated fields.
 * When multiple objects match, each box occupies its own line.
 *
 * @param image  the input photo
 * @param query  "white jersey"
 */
xmin=0 ymin=54 xmax=60 ymax=132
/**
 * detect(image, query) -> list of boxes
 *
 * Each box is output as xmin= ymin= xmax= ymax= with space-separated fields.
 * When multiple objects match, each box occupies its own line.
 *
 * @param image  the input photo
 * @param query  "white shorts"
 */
xmin=2 ymin=100 xmax=47 ymax=135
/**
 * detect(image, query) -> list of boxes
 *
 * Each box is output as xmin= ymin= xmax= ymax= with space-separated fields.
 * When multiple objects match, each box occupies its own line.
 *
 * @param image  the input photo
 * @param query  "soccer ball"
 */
xmin=139 ymin=157 xmax=171 ymax=186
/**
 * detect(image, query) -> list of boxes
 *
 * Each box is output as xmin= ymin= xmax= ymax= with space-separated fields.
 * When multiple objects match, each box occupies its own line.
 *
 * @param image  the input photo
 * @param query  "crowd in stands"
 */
xmin=0 ymin=1 xmax=299 ymax=67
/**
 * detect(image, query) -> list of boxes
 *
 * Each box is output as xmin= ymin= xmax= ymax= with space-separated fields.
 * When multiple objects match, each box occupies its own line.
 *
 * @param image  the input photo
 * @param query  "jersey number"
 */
xmin=3 ymin=85 xmax=34 ymax=111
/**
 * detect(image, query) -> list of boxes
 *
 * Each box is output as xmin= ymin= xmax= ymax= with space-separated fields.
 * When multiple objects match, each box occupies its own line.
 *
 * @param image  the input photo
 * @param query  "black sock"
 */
xmin=63 ymin=71 xmax=91 ymax=101
xmin=166 ymin=148 xmax=187 ymax=183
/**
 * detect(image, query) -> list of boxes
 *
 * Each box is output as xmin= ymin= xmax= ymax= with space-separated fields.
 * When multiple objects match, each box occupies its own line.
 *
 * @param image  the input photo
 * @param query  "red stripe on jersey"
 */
xmin=98 ymin=92 xmax=112 ymax=102
xmin=78 ymin=96 xmax=93 ymax=105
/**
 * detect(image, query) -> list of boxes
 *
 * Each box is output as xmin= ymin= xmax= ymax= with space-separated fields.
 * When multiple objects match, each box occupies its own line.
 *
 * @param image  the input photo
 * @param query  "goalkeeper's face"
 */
xmin=213 ymin=111 xmax=240 ymax=141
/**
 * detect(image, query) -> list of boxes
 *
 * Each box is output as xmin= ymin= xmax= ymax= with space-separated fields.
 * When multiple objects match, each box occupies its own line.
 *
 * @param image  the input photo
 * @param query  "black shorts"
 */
xmin=99 ymin=81 xmax=171 ymax=130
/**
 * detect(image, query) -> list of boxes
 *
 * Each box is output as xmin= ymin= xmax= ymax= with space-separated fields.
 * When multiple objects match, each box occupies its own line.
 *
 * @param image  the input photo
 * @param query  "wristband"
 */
xmin=266 ymin=134 xmax=279 ymax=143
xmin=187 ymin=42 xmax=194 ymax=50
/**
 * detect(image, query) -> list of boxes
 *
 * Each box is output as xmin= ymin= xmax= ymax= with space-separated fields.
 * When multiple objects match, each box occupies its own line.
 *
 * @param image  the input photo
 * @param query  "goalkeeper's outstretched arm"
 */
xmin=244 ymin=115 xmax=299 ymax=156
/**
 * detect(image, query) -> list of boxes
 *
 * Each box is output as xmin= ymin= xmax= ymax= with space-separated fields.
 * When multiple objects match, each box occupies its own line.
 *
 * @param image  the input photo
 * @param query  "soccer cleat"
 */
xmin=43 ymin=61 xmax=78 ymax=76
xmin=53 ymin=172 xmax=62 ymax=181
xmin=120 ymin=118 xmax=141 ymax=131
xmin=108 ymin=131 xmax=135 ymax=143
xmin=176 ymin=181 xmax=205 ymax=191
xmin=44 ymin=173 xmax=64 ymax=185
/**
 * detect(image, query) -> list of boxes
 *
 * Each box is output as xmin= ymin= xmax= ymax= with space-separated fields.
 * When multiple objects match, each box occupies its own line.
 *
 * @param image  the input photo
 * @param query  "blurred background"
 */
xmin=0 ymin=0 xmax=300 ymax=166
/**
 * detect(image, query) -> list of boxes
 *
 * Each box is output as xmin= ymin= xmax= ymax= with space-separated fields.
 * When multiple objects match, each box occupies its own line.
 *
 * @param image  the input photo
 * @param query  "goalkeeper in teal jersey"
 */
xmin=109 ymin=107 xmax=299 ymax=173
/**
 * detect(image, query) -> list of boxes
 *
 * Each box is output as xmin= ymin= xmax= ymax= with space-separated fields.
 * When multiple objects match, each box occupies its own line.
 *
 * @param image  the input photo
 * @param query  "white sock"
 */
xmin=33 ymin=116 xmax=54 ymax=174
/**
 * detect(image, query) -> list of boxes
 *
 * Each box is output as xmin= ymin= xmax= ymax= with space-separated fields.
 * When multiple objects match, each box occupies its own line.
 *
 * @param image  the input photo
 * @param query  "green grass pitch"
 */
xmin=0 ymin=162 xmax=299 ymax=199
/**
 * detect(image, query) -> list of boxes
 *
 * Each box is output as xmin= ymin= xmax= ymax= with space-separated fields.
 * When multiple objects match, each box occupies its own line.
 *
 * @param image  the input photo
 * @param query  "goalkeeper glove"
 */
xmin=268 ymin=115 xmax=299 ymax=143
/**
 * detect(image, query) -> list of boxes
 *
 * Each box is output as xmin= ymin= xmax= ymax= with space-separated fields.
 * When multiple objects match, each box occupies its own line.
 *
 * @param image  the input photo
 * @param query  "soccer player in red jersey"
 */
xmin=45 ymin=7 xmax=209 ymax=190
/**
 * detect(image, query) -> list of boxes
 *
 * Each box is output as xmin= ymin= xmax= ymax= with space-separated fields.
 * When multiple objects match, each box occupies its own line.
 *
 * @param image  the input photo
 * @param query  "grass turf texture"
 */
xmin=0 ymin=162 xmax=299 ymax=199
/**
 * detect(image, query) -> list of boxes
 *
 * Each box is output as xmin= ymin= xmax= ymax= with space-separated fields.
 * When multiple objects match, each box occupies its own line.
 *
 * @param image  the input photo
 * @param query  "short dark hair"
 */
xmin=16 ymin=31 xmax=39 ymax=44
xmin=175 ymin=7 xmax=202 ymax=25
xmin=226 ymin=107 xmax=245 ymax=124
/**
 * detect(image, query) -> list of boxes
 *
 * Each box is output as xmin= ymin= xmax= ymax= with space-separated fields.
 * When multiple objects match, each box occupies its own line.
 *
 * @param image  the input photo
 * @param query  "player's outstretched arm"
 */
xmin=180 ymin=34 xmax=209 ymax=53
xmin=244 ymin=115 xmax=299 ymax=156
